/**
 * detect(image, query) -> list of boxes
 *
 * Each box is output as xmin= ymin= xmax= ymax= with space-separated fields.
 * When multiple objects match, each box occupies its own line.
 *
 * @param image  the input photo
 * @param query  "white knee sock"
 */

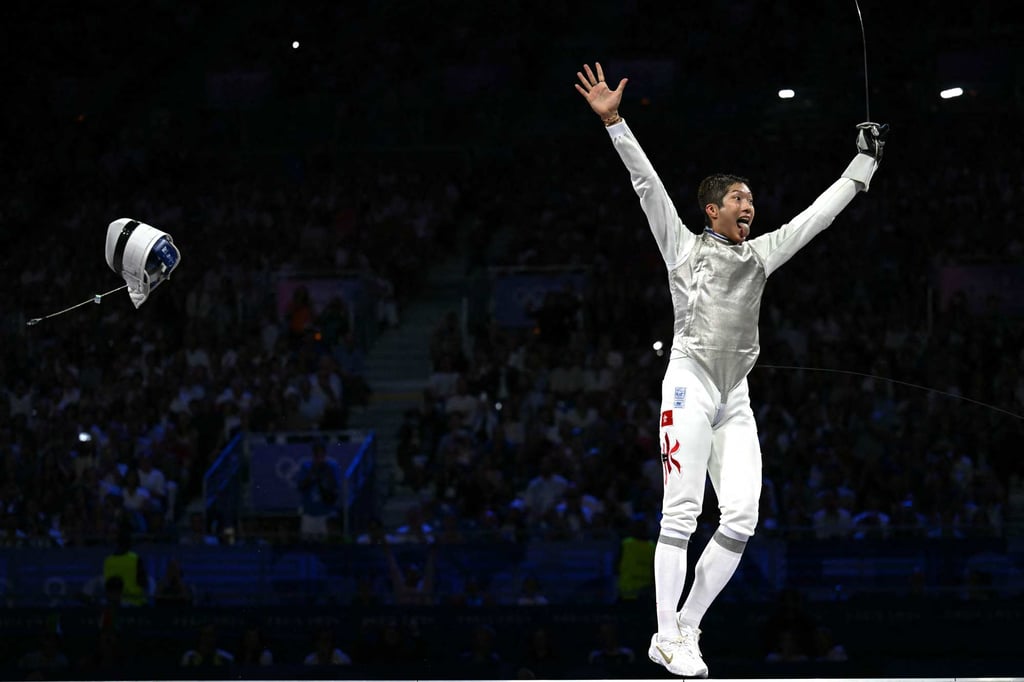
xmin=654 ymin=532 xmax=688 ymax=636
xmin=677 ymin=527 xmax=747 ymax=629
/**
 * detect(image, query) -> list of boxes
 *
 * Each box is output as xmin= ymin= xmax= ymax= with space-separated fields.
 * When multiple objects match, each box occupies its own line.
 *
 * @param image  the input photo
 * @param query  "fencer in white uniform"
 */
xmin=575 ymin=61 xmax=886 ymax=678
xmin=104 ymin=218 xmax=181 ymax=308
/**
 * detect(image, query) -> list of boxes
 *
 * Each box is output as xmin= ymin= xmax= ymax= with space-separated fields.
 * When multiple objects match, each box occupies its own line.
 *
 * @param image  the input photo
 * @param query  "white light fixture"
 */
xmin=778 ymin=89 xmax=795 ymax=99
xmin=940 ymin=87 xmax=964 ymax=99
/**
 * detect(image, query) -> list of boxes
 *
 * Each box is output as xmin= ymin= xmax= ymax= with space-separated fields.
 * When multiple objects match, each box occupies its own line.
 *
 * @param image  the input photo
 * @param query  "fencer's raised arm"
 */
xmin=747 ymin=122 xmax=888 ymax=277
xmin=606 ymin=121 xmax=698 ymax=269
xmin=575 ymin=62 xmax=696 ymax=269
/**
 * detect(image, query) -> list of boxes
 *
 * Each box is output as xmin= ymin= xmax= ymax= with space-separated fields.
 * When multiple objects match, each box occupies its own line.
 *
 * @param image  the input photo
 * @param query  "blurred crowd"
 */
xmin=2 ymin=5 xmax=1024 ymax=681
xmin=385 ymin=108 xmax=1024 ymax=549
xmin=9 ymin=611 xmax=687 ymax=680
xmin=2 ymin=0 xmax=1023 ymax=558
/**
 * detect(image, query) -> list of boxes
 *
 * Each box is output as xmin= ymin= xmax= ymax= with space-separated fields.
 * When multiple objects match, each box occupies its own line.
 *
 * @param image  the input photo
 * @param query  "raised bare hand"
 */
xmin=575 ymin=62 xmax=628 ymax=122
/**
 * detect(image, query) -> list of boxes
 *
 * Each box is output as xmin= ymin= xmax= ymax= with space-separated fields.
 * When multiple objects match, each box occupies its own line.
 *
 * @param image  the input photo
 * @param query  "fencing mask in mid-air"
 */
xmin=104 ymin=218 xmax=181 ymax=309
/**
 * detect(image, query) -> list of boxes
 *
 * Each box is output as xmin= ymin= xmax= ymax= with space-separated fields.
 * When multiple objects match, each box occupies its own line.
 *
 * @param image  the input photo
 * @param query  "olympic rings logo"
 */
xmin=44 ymin=576 xmax=69 ymax=607
xmin=274 ymin=456 xmax=311 ymax=488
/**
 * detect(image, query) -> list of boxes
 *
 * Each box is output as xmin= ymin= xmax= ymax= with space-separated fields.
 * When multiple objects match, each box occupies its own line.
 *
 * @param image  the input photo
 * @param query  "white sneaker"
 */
xmin=648 ymin=632 xmax=709 ymax=678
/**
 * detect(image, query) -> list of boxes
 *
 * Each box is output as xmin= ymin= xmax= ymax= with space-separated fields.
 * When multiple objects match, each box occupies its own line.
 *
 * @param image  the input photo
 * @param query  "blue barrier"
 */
xmin=201 ymin=430 xmax=376 ymax=539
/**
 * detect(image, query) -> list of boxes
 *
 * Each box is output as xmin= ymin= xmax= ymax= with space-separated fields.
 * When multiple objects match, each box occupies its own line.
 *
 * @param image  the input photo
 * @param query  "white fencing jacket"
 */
xmin=608 ymin=120 xmax=877 ymax=400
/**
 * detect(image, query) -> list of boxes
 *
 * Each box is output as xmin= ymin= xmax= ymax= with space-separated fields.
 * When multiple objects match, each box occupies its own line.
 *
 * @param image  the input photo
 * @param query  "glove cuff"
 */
xmin=842 ymin=153 xmax=877 ymax=191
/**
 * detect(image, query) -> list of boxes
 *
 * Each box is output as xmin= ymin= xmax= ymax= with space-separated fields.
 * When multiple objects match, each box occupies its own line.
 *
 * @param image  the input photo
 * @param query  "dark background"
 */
xmin=2 ymin=0 xmax=1023 ymax=679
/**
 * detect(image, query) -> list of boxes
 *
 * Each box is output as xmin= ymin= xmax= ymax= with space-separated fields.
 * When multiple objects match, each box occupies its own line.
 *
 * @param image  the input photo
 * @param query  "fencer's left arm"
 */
xmin=748 ymin=153 xmax=878 ymax=276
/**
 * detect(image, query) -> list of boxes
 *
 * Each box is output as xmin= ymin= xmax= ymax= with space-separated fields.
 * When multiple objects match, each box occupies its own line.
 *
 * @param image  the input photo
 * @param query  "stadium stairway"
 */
xmin=345 ymin=257 xmax=470 ymax=531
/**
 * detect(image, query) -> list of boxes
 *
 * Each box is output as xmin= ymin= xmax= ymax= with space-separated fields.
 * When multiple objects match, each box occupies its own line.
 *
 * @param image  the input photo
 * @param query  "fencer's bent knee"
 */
xmin=659 ymin=503 xmax=701 ymax=538
xmin=719 ymin=504 xmax=758 ymax=538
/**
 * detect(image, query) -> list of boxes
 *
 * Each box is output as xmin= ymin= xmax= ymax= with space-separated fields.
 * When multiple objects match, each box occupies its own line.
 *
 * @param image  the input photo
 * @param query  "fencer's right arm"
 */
xmin=748 ymin=122 xmax=888 ymax=276
xmin=607 ymin=120 xmax=697 ymax=269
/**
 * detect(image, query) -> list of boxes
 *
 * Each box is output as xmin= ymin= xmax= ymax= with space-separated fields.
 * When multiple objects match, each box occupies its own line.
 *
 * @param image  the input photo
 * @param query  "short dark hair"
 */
xmin=697 ymin=173 xmax=749 ymax=227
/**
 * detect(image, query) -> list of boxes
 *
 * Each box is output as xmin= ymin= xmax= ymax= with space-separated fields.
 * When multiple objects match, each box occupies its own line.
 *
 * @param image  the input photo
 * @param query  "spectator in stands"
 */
xmin=102 ymin=528 xmax=149 ymax=606
xmin=925 ymin=502 xmax=967 ymax=539
xmin=587 ymin=621 xmax=635 ymax=669
xmin=384 ymin=543 xmax=437 ymax=606
xmin=293 ymin=375 xmax=328 ymax=430
xmin=302 ymin=627 xmax=352 ymax=665
xmin=444 ymin=375 xmax=483 ymax=431
xmin=371 ymin=619 xmax=426 ymax=665
xmin=551 ymin=482 xmax=603 ymax=540
xmin=18 ymin=631 xmax=70 ymax=675
xmin=179 ymin=512 xmax=220 ymax=546
xmin=516 ymin=575 xmax=549 ymax=606
xmin=759 ymin=589 xmax=817 ymax=662
xmin=765 ymin=628 xmax=811 ymax=663
xmin=236 ymin=622 xmax=274 ymax=666
xmin=449 ymin=572 xmax=495 ymax=607
xmin=520 ymin=454 xmax=569 ymax=524
xmin=351 ymin=573 xmax=384 ymax=607
xmin=436 ymin=507 xmax=468 ymax=545
xmin=180 ymin=623 xmax=234 ymax=667
xmin=391 ymin=502 xmax=435 ymax=544
xmin=120 ymin=468 xmax=153 ymax=534
xmin=76 ymin=627 xmax=129 ymax=675
xmin=396 ymin=395 xmax=447 ymax=492
xmin=284 ymin=285 xmax=315 ymax=347
xmin=851 ymin=492 xmax=892 ymax=540
xmin=811 ymin=625 xmax=848 ymax=662
xmin=811 ymin=488 xmax=853 ymax=540
xmin=616 ymin=515 xmax=656 ymax=602
xmin=375 ymin=273 xmax=400 ymax=329
xmin=296 ymin=440 xmax=341 ymax=543
xmin=95 ymin=576 xmax=124 ymax=632
xmin=354 ymin=516 xmax=391 ymax=545
xmin=334 ymin=331 xmax=372 ymax=409
xmin=315 ymin=295 xmax=352 ymax=350
xmin=759 ymin=473 xmax=781 ymax=533
xmin=154 ymin=558 xmax=194 ymax=606
xmin=136 ymin=453 xmax=170 ymax=523
xmin=458 ymin=623 xmax=504 ymax=673
xmin=428 ymin=354 xmax=462 ymax=400
xmin=528 ymin=287 xmax=579 ymax=350
xmin=310 ymin=354 xmax=347 ymax=429
xmin=54 ymin=497 xmax=88 ymax=548
xmin=518 ymin=626 xmax=562 ymax=679
xmin=430 ymin=311 xmax=465 ymax=371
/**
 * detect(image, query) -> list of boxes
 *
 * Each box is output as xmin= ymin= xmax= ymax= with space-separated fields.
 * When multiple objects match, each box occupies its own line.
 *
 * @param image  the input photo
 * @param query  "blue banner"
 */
xmin=248 ymin=442 xmax=361 ymax=512
xmin=491 ymin=271 xmax=587 ymax=328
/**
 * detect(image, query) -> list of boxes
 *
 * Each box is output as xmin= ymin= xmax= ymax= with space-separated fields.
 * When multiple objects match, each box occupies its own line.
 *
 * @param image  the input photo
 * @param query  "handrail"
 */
xmin=202 ymin=432 xmax=244 ymax=511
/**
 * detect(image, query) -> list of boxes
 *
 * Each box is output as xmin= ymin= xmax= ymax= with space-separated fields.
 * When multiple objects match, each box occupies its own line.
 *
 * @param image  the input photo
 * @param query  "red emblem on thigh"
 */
xmin=661 ymin=432 xmax=682 ymax=483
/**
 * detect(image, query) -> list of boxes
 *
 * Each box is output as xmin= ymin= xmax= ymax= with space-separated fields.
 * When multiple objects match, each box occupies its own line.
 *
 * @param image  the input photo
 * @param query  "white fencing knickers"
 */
xmin=658 ymin=357 xmax=761 ymax=540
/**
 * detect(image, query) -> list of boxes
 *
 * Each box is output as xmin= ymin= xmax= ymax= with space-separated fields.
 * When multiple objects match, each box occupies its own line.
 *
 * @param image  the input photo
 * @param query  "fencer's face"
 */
xmin=707 ymin=182 xmax=754 ymax=244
